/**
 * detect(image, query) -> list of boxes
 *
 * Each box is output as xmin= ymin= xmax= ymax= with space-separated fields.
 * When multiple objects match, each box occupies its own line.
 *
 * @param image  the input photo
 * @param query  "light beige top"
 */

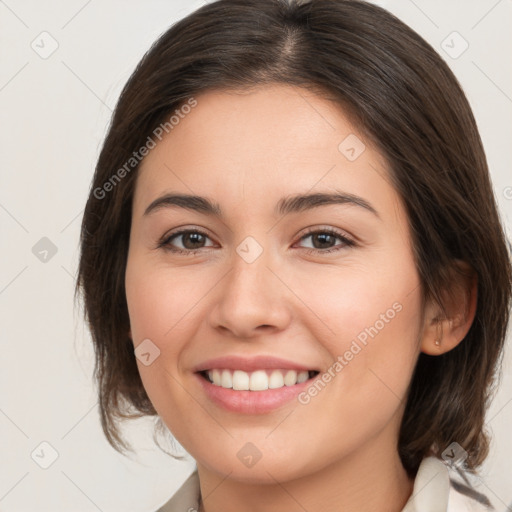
xmin=156 ymin=456 xmax=493 ymax=512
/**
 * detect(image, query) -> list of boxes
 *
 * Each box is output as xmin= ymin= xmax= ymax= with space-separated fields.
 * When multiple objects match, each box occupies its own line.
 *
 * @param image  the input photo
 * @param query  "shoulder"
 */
xmin=402 ymin=456 xmax=494 ymax=512
xmin=155 ymin=469 xmax=200 ymax=512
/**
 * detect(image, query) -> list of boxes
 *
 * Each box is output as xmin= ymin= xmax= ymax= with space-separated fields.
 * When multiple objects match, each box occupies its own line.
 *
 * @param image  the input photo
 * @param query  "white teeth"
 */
xmin=206 ymin=369 xmax=312 ymax=390
xmin=284 ymin=370 xmax=298 ymax=386
xmin=268 ymin=370 xmax=284 ymax=389
xmin=297 ymin=370 xmax=309 ymax=383
xmin=232 ymin=370 xmax=249 ymax=390
xmin=221 ymin=369 xmax=233 ymax=388
xmin=212 ymin=369 xmax=221 ymax=386
xmin=249 ymin=370 xmax=268 ymax=391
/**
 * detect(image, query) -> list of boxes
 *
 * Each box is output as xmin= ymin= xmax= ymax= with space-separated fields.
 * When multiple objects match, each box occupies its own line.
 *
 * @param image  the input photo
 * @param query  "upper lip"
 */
xmin=193 ymin=355 xmax=319 ymax=373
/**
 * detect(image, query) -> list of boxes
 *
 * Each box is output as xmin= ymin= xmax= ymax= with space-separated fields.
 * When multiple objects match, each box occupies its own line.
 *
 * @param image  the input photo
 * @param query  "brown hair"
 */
xmin=76 ymin=0 xmax=512 ymax=475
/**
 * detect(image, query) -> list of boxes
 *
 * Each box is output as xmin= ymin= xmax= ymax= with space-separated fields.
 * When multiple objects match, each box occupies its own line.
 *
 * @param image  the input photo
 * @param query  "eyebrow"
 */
xmin=143 ymin=191 xmax=379 ymax=218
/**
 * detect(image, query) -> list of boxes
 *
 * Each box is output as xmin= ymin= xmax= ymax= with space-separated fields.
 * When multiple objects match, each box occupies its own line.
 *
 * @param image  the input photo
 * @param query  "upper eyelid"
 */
xmin=161 ymin=229 xmax=216 ymax=248
xmin=299 ymin=226 xmax=353 ymax=238
xmin=162 ymin=227 xmax=215 ymax=243
xmin=296 ymin=228 xmax=356 ymax=248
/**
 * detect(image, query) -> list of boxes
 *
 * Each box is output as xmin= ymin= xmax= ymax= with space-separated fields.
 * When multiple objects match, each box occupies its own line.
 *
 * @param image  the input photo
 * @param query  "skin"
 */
xmin=125 ymin=84 xmax=476 ymax=512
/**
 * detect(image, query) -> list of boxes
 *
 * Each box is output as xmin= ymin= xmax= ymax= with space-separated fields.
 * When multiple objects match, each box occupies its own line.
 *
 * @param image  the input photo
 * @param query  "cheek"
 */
xmin=296 ymin=250 xmax=421 ymax=356
xmin=296 ymin=247 xmax=422 ymax=412
xmin=125 ymin=256 xmax=204 ymax=349
xmin=273 ymin=259 xmax=422 ymax=475
xmin=328 ymin=295 xmax=421 ymax=403
xmin=124 ymin=256 xmax=189 ymax=402
xmin=326 ymin=286 xmax=420 ymax=405
xmin=124 ymin=254 xmax=218 ymax=434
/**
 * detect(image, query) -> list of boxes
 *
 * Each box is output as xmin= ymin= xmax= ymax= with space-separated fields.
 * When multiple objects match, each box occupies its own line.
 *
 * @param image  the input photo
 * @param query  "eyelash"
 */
xmin=157 ymin=227 xmax=356 ymax=256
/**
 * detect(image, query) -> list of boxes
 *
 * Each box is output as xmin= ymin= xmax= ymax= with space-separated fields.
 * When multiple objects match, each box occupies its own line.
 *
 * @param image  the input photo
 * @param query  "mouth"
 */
xmin=195 ymin=366 xmax=321 ymax=414
xmin=198 ymin=368 xmax=320 ymax=391
xmin=193 ymin=355 xmax=322 ymax=413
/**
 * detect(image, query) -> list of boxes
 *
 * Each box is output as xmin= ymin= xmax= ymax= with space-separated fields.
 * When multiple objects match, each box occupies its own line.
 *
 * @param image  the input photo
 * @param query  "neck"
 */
xmin=195 ymin=431 xmax=414 ymax=512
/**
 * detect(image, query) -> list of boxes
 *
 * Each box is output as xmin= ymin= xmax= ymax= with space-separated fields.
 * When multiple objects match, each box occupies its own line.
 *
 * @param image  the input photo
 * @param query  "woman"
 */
xmin=76 ymin=0 xmax=512 ymax=510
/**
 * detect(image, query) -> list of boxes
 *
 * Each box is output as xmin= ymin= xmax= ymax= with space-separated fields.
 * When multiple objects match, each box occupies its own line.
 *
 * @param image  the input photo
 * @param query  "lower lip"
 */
xmin=195 ymin=373 xmax=313 ymax=414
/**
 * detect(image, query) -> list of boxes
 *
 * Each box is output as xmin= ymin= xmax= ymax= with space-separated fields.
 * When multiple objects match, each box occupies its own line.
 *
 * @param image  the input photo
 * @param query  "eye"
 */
xmin=158 ymin=226 xmax=356 ymax=256
xmin=295 ymin=227 xmax=355 ymax=254
xmin=158 ymin=228 xmax=215 ymax=255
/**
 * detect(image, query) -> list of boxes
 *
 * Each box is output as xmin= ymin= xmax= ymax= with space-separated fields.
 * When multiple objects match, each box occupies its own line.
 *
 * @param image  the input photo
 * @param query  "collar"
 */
xmin=156 ymin=456 xmax=491 ymax=512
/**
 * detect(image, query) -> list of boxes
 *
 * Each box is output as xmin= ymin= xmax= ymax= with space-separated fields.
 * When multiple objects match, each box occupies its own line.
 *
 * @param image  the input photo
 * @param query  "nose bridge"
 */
xmin=209 ymin=234 xmax=291 ymax=336
xmin=231 ymin=235 xmax=272 ymax=296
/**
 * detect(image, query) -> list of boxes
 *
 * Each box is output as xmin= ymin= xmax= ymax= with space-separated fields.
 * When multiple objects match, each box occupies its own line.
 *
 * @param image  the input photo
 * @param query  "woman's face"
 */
xmin=125 ymin=84 xmax=424 ymax=482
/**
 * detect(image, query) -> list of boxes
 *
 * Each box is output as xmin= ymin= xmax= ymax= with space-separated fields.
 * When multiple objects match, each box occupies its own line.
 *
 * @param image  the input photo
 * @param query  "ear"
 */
xmin=420 ymin=261 xmax=477 ymax=355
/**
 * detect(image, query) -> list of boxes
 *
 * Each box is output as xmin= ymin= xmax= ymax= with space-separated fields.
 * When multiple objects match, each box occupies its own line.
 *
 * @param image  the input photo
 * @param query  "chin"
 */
xmin=193 ymin=438 xmax=332 ymax=485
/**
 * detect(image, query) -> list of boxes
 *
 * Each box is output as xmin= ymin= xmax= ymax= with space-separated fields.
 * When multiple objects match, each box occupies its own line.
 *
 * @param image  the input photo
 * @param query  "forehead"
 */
xmin=134 ymin=84 xmax=397 ymax=219
xmin=143 ymin=84 xmax=357 ymax=159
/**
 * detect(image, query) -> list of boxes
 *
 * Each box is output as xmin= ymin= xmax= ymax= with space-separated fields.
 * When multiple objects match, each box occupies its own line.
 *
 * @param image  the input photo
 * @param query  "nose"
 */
xmin=208 ymin=244 xmax=293 ymax=339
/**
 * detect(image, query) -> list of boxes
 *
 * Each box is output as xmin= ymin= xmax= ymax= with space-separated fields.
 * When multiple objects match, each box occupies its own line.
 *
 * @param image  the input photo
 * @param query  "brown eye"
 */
xmin=159 ymin=229 xmax=215 ymax=255
xmin=309 ymin=232 xmax=337 ymax=249
xmin=297 ymin=228 xmax=355 ymax=254
xmin=177 ymin=232 xmax=207 ymax=249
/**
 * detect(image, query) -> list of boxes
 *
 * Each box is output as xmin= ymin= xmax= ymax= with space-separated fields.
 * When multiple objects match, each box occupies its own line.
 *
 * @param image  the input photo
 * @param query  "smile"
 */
xmin=195 ymin=368 xmax=321 ymax=414
xmin=201 ymin=368 xmax=319 ymax=391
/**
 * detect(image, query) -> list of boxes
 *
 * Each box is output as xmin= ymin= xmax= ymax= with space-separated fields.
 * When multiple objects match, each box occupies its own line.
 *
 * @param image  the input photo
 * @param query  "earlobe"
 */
xmin=420 ymin=261 xmax=477 ymax=356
